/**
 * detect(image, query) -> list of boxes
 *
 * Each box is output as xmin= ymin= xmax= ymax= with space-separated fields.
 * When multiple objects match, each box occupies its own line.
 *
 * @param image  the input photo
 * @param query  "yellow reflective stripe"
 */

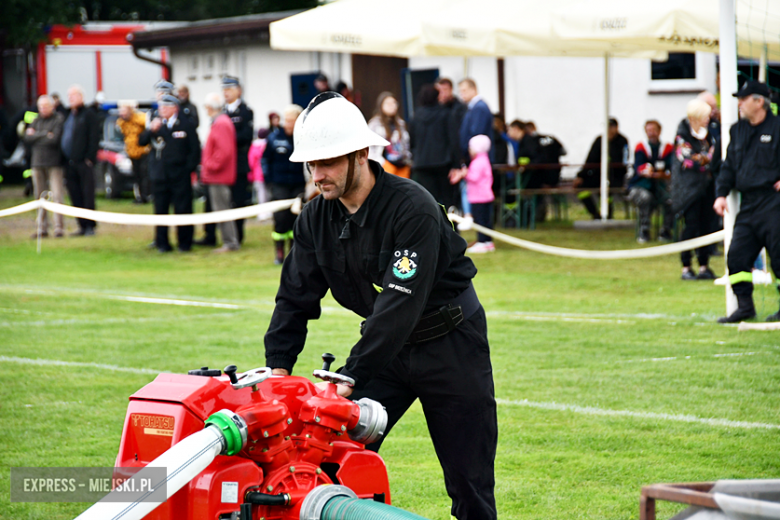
xmin=23 ymin=169 xmax=32 ymax=179
xmin=286 ymin=230 xmax=294 ymax=240
xmin=577 ymin=190 xmax=591 ymax=200
xmin=24 ymin=111 xmax=38 ymax=124
xmin=518 ymin=157 xmax=530 ymax=166
xmin=729 ymin=271 xmax=754 ymax=285
xmin=373 ymin=284 xmax=383 ymax=293
xmin=271 ymin=231 xmax=286 ymax=241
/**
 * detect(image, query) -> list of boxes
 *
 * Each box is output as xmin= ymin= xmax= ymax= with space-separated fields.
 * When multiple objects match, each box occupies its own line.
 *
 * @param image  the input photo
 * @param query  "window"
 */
xmin=652 ymin=53 xmax=696 ymax=80
xmin=187 ymin=55 xmax=198 ymax=81
xmin=204 ymin=54 xmax=215 ymax=79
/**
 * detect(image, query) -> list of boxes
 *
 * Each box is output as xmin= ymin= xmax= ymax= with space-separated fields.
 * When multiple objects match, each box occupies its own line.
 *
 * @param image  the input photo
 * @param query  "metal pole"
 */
xmin=600 ymin=53 xmax=610 ymax=220
xmin=759 ymin=45 xmax=767 ymax=82
xmin=719 ymin=0 xmax=739 ymax=314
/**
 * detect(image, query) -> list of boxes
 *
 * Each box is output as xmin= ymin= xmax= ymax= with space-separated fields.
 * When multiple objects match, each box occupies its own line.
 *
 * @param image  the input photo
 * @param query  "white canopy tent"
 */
xmin=271 ymin=0 xmax=780 ymax=313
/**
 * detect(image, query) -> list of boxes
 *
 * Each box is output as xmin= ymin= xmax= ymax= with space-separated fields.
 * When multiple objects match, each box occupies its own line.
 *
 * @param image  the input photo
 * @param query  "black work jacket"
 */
xmin=225 ymin=101 xmax=254 ymax=175
xmin=138 ymin=116 xmax=200 ymax=183
xmin=716 ymin=112 xmax=780 ymax=210
xmin=65 ymin=106 xmax=99 ymax=164
xmin=265 ymin=161 xmax=477 ymax=390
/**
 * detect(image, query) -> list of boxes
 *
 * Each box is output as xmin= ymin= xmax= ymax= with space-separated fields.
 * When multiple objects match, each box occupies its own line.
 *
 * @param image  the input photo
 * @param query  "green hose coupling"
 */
xmin=300 ymin=485 xmax=432 ymax=520
xmin=205 ymin=409 xmax=247 ymax=456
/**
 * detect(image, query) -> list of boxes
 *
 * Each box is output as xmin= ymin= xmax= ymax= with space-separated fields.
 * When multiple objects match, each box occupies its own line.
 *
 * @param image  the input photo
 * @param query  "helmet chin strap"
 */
xmin=342 ymin=152 xmax=358 ymax=197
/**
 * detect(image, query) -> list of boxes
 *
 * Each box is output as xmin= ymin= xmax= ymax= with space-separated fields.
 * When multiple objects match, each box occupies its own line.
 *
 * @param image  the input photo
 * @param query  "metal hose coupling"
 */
xmin=348 ymin=398 xmax=387 ymax=445
xmin=299 ymin=485 xmax=357 ymax=520
xmin=205 ymin=409 xmax=248 ymax=456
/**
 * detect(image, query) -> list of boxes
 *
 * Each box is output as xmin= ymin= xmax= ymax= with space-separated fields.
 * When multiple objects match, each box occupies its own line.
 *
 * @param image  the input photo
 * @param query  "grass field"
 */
xmin=1 ymin=187 xmax=779 ymax=520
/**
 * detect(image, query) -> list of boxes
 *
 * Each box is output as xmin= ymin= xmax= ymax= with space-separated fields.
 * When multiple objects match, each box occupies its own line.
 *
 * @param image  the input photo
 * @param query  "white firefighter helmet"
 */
xmin=289 ymin=92 xmax=389 ymax=163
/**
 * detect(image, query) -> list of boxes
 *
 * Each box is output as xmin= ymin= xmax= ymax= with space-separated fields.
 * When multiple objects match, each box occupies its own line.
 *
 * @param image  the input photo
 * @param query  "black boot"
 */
xmin=274 ymin=241 xmax=285 ymax=265
xmin=717 ymin=294 xmax=756 ymax=323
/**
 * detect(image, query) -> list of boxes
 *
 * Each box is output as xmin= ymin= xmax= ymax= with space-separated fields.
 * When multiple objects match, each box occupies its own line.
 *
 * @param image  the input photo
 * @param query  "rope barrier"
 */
xmin=447 ymin=213 xmax=725 ymax=260
xmin=0 ymin=198 xmax=724 ymax=260
xmin=0 ymin=198 xmax=296 ymax=226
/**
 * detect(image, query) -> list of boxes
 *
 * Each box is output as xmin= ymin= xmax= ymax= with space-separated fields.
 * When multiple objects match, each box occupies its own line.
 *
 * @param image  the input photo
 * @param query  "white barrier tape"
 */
xmin=0 ymin=198 xmax=295 ymax=226
xmin=448 ymin=213 xmax=725 ymax=260
xmin=0 ymin=200 xmax=43 ymax=218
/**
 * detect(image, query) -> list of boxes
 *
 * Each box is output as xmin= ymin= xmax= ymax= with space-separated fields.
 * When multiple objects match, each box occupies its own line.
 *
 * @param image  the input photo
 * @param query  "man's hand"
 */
xmin=26 ymin=127 xmax=35 ymax=135
xmin=713 ymin=197 xmax=728 ymax=216
xmin=639 ymin=166 xmax=654 ymax=178
xmin=150 ymin=118 xmax=162 ymax=132
xmin=449 ymin=167 xmax=467 ymax=185
xmin=572 ymin=177 xmax=582 ymax=188
xmin=315 ymin=381 xmax=353 ymax=398
xmin=272 ymin=368 xmax=289 ymax=376
xmin=774 ymin=180 xmax=780 ymax=192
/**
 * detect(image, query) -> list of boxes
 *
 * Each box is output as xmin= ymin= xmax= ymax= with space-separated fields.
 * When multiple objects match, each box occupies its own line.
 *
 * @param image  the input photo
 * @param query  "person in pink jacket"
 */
xmin=201 ymin=92 xmax=239 ymax=252
xmin=464 ymin=134 xmax=495 ymax=253
xmin=248 ymin=128 xmax=272 ymax=221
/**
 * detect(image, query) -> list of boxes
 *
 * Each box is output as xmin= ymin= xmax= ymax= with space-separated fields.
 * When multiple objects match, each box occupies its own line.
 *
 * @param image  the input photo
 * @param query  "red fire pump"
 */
xmin=72 ymin=354 xmax=429 ymax=520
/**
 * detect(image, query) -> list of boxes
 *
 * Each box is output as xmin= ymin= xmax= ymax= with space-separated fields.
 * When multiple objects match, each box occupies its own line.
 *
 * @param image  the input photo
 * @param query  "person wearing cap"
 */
xmin=264 ymin=93 xmax=498 ymax=520
xmin=148 ymin=80 xmax=174 ymax=124
xmin=138 ymin=94 xmax=201 ymax=253
xmin=116 ymin=100 xmax=151 ymax=203
xmin=220 ymin=75 xmax=254 ymax=244
xmin=715 ymin=81 xmax=780 ymax=323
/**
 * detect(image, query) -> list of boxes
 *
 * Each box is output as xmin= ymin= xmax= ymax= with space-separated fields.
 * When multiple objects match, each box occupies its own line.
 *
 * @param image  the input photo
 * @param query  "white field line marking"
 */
xmin=496 ymin=398 xmax=780 ymax=430
xmin=490 ymin=314 xmax=634 ymax=324
xmin=0 ymin=311 xmax=247 ymax=328
xmin=615 ymin=352 xmax=763 ymax=364
xmin=110 ymin=295 xmax=243 ymax=309
xmin=0 ymin=356 xmax=162 ymax=375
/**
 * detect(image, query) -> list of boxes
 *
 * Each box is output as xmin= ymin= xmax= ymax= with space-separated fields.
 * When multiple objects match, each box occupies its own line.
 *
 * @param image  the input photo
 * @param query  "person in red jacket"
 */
xmin=201 ymin=92 xmax=239 ymax=252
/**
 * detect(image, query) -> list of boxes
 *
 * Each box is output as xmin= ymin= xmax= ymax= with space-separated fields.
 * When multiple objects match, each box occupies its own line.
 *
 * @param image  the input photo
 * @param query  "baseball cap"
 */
xmin=733 ymin=81 xmax=771 ymax=98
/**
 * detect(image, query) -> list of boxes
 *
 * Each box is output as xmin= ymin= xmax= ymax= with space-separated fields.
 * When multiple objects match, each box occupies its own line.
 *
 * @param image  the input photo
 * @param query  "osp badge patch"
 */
xmin=392 ymin=250 xmax=418 ymax=280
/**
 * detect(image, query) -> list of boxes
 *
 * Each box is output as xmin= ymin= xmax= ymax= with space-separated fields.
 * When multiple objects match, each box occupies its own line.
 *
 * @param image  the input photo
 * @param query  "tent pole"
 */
xmin=600 ymin=53 xmax=610 ymax=221
xmin=719 ymin=0 xmax=739 ymax=315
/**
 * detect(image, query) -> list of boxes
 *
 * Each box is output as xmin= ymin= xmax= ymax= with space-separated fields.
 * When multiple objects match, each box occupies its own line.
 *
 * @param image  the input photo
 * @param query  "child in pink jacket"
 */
xmin=465 ymin=134 xmax=495 ymax=253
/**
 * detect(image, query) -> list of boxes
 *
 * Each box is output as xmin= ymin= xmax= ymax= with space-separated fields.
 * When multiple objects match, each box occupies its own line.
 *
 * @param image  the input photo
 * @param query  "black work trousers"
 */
xmin=132 ymin=155 xmax=151 ymax=202
xmin=412 ymin=166 xmax=461 ymax=212
xmin=153 ymin=176 xmax=193 ymax=251
xmin=680 ymin=184 xmax=716 ymax=268
xmin=270 ymin=183 xmax=305 ymax=237
xmin=351 ymin=306 xmax=498 ymax=520
xmin=727 ymin=194 xmax=780 ymax=297
xmin=65 ymin=160 xmax=96 ymax=231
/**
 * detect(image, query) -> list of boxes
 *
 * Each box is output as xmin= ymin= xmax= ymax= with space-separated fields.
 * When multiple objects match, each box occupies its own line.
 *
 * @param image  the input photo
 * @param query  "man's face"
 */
xmin=608 ymin=125 xmax=618 ymax=141
xmin=223 ymin=86 xmax=239 ymax=104
xmin=159 ymin=104 xmax=177 ymax=120
xmin=38 ymin=99 xmax=53 ymax=117
xmin=118 ymin=106 xmax=132 ymax=120
xmin=645 ymin=123 xmax=660 ymax=143
xmin=308 ymin=155 xmax=353 ymax=200
xmin=458 ymin=83 xmax=476 ymax=104
xmin=178 ymin=88 xmax=189 ymax=102
xmin=314 ymin=79 xmax=328 ymax=92
xmin=738 ymin=95 xmax=764 ymax=120
xmin=437 ymin=83 xmax=453 ymax=104
xmin=67 ymin=88 xmax=83 ymax=108
xmin=508 ymin=125 xmax=524 ymax=141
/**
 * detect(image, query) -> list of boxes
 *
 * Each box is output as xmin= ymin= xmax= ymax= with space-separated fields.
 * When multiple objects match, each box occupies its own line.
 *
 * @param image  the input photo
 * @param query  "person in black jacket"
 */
xmin=262 ymin=104 xmax=305 ymax=264
xmin=671 ymin=99 xmax=719 ymax=281
xmin=223 ymin=76 xmax=254 ymax=244
xmin=409 ymin=84 xmax=460 ymax=210
xmin=138 ymin=95 xmax=201 ymax=252
xmin=264 ymin=93 xmax=497 ymax=520
xmin=61 ymin=85 xmax=99 ymax=236
xmin=574 ymin=118 xmax=629 ymax=219
xmin=714 ymin=81 xmax=780 ymax=323
xmin=176 ymin=85 xmax=199 ymax=129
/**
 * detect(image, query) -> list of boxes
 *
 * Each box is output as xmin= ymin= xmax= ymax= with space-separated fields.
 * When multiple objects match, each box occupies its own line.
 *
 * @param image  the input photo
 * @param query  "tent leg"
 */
xmin=600 ymin=53 xmax=610 ymax=221
xmin=719 ymin=0 xmax=739 ymax=315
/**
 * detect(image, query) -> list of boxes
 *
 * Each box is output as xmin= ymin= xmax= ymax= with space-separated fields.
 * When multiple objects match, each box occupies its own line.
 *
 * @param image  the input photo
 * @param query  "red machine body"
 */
xmin=115 ymin=371 xmax=391 ymax=520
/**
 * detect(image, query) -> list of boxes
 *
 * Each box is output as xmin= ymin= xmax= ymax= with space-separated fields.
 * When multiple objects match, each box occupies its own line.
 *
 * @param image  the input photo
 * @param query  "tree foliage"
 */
xmin=0 ymin=0 xmax=318 ymax=47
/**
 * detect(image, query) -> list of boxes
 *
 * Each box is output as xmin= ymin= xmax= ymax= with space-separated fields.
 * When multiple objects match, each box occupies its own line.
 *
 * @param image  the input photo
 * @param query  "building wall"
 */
xmin=168 ymin=40 xmax=717 ymax=176
xmin=170 ymin=43 xmax=351 ymax=144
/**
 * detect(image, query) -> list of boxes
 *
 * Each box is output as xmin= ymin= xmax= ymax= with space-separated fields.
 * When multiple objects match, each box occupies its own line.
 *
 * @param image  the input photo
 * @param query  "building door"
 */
xmin=351 ymin=54 xmax=408 ymax=120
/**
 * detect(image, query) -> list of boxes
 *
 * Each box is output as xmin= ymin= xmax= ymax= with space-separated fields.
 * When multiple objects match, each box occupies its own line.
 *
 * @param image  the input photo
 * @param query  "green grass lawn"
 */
xmin=1 ymin=187 xmax=778 ymax=520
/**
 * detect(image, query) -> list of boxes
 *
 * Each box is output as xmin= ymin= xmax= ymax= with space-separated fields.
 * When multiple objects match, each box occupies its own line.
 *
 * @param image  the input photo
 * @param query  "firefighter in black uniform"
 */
xmin=138 ymin=95 xmax=201 ymax=253
xmin=715 ymin=81 xmax=780 ymax=323
xmin=264 ymin=93 xmax=497 ymax=520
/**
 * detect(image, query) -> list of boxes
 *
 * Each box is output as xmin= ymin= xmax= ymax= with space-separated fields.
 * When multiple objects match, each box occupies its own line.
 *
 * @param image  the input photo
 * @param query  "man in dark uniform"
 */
xmin=138 ymin=95 xmax=201 ymax=253
xmin=176 ymin=85 xmax=199 ymax=129
xmin=264 ymin=93 xmax=498 ymax=520
xmin=715 ymin=81 xmax=780 ymax=323
xmin=574 ymin=118 xmax=629 ymax=219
